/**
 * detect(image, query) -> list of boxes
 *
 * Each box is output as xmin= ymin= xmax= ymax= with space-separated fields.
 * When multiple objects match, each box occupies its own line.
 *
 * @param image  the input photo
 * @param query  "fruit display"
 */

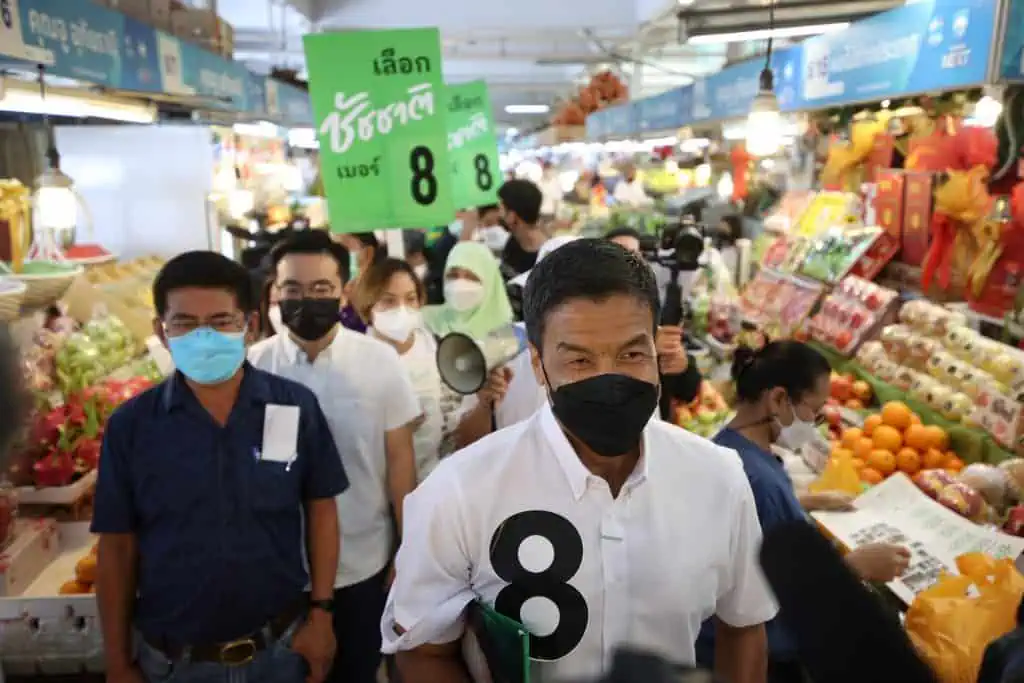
xmin=737 ymin=269 xmax=824 ymax=338
xmin=799 ymin=225 xmax=883 ymax=284
xmin=673 ymin=381 xmax=731 ymax=438
xmin=825 ymin=371 xmax=874 ymax=418
xmin=58 ymin=542 xmax=98 ymax=595
xmin=551 ymin=70 xmax=628 ymax=126
xmin=829 ymin=401 xmax=962 ymax=488
xmin=55 ymin=315 xmax=138 ymax=395
xmin=911 ymin=469 xmax=991 ymax=522
xmin=809 ymin=276 xmax=898 ymax=355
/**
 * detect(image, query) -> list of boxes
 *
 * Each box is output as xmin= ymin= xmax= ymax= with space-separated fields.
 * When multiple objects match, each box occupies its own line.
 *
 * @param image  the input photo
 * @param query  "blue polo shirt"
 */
xmin=696 ymin=428 xmax=806 ymax=665
xmin=91 ymin=364 xmax=348 ymax=646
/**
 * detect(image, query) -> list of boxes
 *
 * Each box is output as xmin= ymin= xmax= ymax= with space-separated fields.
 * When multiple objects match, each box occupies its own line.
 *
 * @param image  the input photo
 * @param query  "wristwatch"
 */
xmin=309 ymin=598 xmax=335 ymax=615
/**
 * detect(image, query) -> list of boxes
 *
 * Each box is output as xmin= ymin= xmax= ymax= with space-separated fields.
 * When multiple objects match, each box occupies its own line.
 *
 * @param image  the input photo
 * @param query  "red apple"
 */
xmin=822 ymin=405 xmax=842 ymax=427
xmin=1004 ymin=506 xmax=1024 ymax=536
xmin=835 ymin=329 xmax=854 ymax=350
xmin=865 ymin=291 xmax=884 ymax=311
xmin=830 ymin=375 xmax=853 ymax=401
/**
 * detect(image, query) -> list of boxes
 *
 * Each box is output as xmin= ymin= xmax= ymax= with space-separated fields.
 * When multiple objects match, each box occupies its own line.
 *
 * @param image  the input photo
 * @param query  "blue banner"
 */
xmin=691 ymin=47 xmax=799 ymax=123
xmin=1001 ymin=0 xmax=1024 ymax=80
xmin=179 ymin=40 xmax=252 ymax=111
xmin=793 ymin=0 xmax=995 ymax=109
xmin=267 ymin=78 xmax=313 ymax=126
xmin=637 ymin=86 xmax=691 ymax=133
xmin=586 ymin=102 xmax=637 ymax=140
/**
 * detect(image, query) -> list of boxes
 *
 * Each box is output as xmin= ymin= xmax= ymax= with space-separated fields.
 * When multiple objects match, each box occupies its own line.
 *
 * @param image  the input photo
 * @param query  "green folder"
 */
xmin=467 ymin=600 xmax=531 ymax=683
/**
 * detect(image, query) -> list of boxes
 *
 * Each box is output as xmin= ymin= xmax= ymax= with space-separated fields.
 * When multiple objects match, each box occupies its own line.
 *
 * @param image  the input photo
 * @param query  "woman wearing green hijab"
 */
xmin=422 ymin=241 xmax=513 ymax=338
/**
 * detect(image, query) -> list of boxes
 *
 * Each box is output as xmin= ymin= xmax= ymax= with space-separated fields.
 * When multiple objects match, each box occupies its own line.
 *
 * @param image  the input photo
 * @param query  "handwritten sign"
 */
xmin=445 ymin=80 xmax=500 ymax=210
xmin=304 ymin=27 xmax=454 ymax=232
xmin=813 ymin=473 xmax=1024 ymax=604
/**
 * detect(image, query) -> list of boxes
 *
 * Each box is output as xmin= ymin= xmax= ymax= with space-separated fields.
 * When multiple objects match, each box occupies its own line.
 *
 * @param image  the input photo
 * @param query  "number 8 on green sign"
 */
xmin=409 ymin=146 xmax=439 ymax=206
xmin=473 ymin=154 xmax=494 ymax=192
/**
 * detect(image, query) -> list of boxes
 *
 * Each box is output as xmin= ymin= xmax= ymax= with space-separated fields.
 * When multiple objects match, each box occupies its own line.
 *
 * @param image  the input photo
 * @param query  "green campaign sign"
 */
xmin=445 ymin=81 xmax=501 ymax=210
xmin=303 ymin=28 xmax=455 ymax=232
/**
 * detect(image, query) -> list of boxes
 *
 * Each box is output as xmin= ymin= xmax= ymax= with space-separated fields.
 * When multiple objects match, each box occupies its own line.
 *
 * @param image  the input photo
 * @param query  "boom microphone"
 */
xmin=759 ymin=521 xmax=936 ymax=683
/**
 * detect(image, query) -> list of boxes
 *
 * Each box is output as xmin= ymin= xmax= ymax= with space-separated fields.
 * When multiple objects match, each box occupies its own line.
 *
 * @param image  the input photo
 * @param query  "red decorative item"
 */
xmin=921 ymin=213 xmax=956 ymax=290
xmin=730 ymin=144 xmax=751 ymax=201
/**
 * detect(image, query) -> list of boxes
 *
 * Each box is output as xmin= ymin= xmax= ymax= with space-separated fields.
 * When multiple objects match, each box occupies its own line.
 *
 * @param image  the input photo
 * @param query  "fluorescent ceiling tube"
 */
xmin=234 ymin=120 xmax=281 ymax=138
xmin=688 ymin=22 xmax=849 ymax=45
xmin=505 ymin=104 xmax=550 ymax=114
xmin=0 ymin=78 xmax=157 ymax=123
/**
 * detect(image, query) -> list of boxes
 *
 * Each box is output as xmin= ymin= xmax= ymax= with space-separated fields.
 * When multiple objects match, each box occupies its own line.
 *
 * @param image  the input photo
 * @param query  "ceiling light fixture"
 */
xmin=688 ymin=22 xmax=849 ymax=45
xmin=505 ymin=104 xmax=550 ymax=114
xmin=745 ymin=0 xmax=783 ymax=157
xmin=0 ymin=77 xmax=157 ymax=124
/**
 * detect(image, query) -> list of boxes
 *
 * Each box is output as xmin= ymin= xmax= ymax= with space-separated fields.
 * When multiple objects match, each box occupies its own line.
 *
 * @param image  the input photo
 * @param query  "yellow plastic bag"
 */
xmin=905 ymin=553 xmax=1024 ymax=683
xmin=809 ymin=454 xmax=862 ymax=496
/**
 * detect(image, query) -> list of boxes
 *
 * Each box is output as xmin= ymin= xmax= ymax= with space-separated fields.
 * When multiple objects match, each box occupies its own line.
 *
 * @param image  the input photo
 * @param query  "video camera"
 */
xmin=642 ymin=215 xmax=706 ymax=327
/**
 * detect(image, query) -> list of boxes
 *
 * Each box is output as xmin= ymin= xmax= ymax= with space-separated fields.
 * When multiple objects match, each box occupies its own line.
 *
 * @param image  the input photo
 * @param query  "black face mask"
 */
xmin=279 ymin=298 xmax=341 ymax=342
xmin=546 ymin=371 xmax=659 ymax=458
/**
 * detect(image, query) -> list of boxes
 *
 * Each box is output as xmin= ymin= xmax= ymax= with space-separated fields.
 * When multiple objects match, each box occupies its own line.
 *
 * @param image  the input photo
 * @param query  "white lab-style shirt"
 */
xmin=539 ymin=173 xmax=564 ymax=216
xmin=249 ymin=328 xmax=421 ymax=588
xmin=381 ymin=404 xmax=777 ymax=682
xmin=613 ymin=177 xmax=653 ymax=207
xmin=395 ymin=328 xmax=444 ymax=482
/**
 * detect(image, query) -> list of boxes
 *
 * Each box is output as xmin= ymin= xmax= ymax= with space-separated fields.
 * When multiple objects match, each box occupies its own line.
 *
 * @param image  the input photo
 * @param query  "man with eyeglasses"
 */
xmin=249 ymin=230 xmax=421 ymax=683
xmin=92 ymin=251 xmax=347 ymax=683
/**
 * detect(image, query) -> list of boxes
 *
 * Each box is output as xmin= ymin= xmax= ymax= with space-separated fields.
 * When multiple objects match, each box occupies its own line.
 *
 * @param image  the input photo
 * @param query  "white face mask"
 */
xmin=775 ymin=399 xmax=820 ymax=451
xmin=445 ymin=279 xmax=485 ymax=312
xmin=478 ymin=226 xmax=510 ymax=251
xmin=268 ymin=304 xmax=284 ymax=335
xmin=413 ymin=264 xmax=428 ymax=281
xmin=373 ymin=306 xmax=422 ymax=343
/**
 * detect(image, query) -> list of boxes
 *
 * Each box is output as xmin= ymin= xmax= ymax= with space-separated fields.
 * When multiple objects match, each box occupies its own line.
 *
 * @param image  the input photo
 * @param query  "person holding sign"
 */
xmin=249 ymin=231 xmax=421 ymax=683
xmin=497 ymin=179 xmax=549 ymax=280
xmin=696 ymin=341 xmax=911 ymax=683
xmin=383 ymin=239 xmax=776 ymax=683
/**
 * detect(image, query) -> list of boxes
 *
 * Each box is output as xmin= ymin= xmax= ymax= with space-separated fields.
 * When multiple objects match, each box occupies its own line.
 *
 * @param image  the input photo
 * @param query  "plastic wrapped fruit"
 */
xmin=937 ymin=480 xmax=989 ymax=521
xmin=999 ymin=458 xmax=1024 ymax=503
xmin=1004 ymin=505 xmax=1024 ymax=536
xmin=957 ymin=463 xmax=1012 ymax=510
xmin=913 ymin=469 xmax=956 ymax=499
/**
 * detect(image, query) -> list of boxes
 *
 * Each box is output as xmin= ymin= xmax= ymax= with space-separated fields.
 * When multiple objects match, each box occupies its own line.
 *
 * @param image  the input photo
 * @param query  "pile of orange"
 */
xmin=831 ymin=401 xmax=963 ymax=486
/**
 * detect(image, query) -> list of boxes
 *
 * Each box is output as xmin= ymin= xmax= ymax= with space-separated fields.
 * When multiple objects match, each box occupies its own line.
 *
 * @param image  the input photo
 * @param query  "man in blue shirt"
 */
xmin=92 ymin=251 xmax=348 ymax=683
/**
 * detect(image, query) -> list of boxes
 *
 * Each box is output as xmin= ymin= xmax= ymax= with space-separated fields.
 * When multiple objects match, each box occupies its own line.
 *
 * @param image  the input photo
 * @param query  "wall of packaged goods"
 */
xmin=0 ymin=0 xmax=313 ymax=126
xmin=588 ymin=0 xmax=1021 ymax=139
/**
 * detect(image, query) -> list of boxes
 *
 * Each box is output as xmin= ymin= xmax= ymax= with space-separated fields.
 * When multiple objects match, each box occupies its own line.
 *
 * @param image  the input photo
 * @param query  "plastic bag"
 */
xmin=808 ymin=454 xmax=862 ymax=496
xmin=905 ymin=553 xmax=1024 ymax=683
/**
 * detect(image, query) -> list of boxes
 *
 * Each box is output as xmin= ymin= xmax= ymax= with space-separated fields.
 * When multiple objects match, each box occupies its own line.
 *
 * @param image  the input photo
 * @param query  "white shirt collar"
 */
xmin=277 ymin=325 xmax=346 ymax=365
xmin=537 ymin=403 xmax=650 ymax=501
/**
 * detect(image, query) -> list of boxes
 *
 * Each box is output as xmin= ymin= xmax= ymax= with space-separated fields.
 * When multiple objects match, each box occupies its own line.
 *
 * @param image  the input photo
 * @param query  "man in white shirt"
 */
xmin=383 ymin=239 xmax=775 ymax=683
xmin=249 ymin=230 xmax=421 ymax=683
xmin=539 ymin=162 xmax=564 ymax=218
xmin=612 ymin=162 xmax=653 ymax=207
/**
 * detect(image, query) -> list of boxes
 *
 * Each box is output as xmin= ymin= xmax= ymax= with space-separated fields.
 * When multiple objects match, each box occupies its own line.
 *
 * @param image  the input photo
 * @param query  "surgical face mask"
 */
xmin=775 ymin=399 xmax=820 ymax=450
xmin=479 ymin=226 xmax=510 ymax=251
xmin=167 ymin=327 xmax=247 ymax=385
xmin=267 ymin=304 xmax=284 ymax=335
xmin=278 ymin=297 xmax=341 ymax=342
xmin=444 ymin=278 xmax=485 ymax=312
xmin=546 ymin=370 xmax=659 ymax=458
xmin=448 ymin=219 xmax=465 ymax=238
xmin=413 ymin=264 xmax=428 ymax=281
xmin=373 ymin=306 xmax=421 ymax=343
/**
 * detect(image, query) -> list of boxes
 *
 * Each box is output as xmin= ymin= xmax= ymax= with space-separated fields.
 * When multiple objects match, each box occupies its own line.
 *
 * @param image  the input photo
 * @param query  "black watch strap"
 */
xmin=309 ymin=598 xmax=335 ymax=614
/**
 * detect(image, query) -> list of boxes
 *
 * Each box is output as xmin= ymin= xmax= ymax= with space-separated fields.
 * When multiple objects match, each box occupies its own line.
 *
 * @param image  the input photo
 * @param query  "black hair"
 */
xmin=153 ymin=250 xmax=256 ymax=317
xmin=402 ymin=229 xmax=426 ymax=257
xmin=732 ymin=341 xmax=831 ymax=404
xmin=720 ymin=215 xmax=744 ymax=244
xmin=497 ymin=179 xmax=543 ymax=225
xmin=477 ymin=204 xmax=500 ymax=218
xmin=355 ymin=257 xmax=426 ymax=323
xmin=604 ymin=227 xmax=642 ymax=243
xmin=351 ymin=232 xmax=387 ymax=266
xmin=258 ymin=276 xmax=276 ymax=339
xmin=269 ymin=229 xmax=351 ymax=282
xmin=523 ymin=238 xmax=659 ymax=351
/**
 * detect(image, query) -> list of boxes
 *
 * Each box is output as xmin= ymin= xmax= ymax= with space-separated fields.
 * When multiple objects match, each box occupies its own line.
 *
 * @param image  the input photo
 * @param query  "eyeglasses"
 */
xmin=275 ymin=282 xmax=339 ymax=299
xmin=164 ymin=312 xmax=246 ymax=337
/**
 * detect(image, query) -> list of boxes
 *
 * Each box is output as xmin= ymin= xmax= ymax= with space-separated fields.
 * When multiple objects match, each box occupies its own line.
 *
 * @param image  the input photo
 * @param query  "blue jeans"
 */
xmin=137 ymin=635 xmax=306 ymax=683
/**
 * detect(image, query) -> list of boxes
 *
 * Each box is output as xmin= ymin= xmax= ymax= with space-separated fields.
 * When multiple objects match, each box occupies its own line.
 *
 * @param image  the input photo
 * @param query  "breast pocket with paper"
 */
xmin=251 ymin=404 xmax=302 ymax=513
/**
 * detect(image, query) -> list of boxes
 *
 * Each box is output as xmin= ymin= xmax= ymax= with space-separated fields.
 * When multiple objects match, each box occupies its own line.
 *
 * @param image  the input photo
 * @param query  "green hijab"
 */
xmin=423 ymin=241 xmax=514 ymax=338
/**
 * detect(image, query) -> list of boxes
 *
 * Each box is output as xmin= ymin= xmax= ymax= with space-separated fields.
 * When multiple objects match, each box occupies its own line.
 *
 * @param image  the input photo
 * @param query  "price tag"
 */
xmin=445 ymin=81 xmax=501 ymax=210
xmin=304 ymin=28 xmax=455 ymax=232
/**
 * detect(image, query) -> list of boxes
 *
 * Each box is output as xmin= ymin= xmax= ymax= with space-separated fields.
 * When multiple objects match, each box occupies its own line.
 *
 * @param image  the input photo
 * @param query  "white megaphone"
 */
xmin=436 ymin=324 xmax=528 ymax=395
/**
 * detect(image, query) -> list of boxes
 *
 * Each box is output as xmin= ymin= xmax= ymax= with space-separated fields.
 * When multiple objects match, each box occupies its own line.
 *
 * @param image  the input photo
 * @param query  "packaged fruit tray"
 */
xmin=810 ymin=276 xmax=898 ymax=356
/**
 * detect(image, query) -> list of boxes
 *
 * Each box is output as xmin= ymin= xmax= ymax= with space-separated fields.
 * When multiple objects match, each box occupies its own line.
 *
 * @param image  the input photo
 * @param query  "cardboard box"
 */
xmin=866 ymin=134 xmax=895 ymax=183
xmin=873 ymin=170 xmax=905 ymax=242
xmin=171 ymin=7 xmax=230 ymax=44
xmin=0 ymin=519 xmax=59 ymax=597
xmin=902 ymin=172 xmax=934 ymax=266
xmin=105 ymin=0 xmax=151 ymax=22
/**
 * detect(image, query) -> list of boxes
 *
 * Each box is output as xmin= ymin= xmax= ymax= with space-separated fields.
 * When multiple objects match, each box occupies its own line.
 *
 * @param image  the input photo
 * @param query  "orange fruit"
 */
xmin=863 ymin=414 xmax=883 ymax=436
xmin=896 ymin=448 xmax=922 ymax=475
xmin=923 ymin=425 xmax=949 ymax=451
xmin=922 ymin=448 xmax=949 ymax=469
xmin=881 ymin=401 xmax=914 ymax=430
xmin=872 ymin=425 xmax=904 ymax=453
xmin=946 ymin=456 xmax=965 ymax=472
xmin=831 ymin=447 xmax=854 ymax=461
xmin=853 ymin=437 xmax=875 ymax=461
xmin=904 ymin=424 xmax=931 ymax=451
xmin=851 ymin=457 xmax=866 ymax=470
xmin=868 ymin=448 xmax=897 ymax=476
xmin=841 ymin=427 xmax=864 ymax=449
xmin=910 ymin=413 xmax=923 ymax=425
xmin=860 ymin=467 xmax=884 ymax=485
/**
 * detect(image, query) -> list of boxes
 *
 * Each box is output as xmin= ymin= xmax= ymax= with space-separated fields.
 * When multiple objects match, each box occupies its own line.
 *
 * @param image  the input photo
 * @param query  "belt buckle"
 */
xmin=219 ymin=637 xmax=257 ymax=666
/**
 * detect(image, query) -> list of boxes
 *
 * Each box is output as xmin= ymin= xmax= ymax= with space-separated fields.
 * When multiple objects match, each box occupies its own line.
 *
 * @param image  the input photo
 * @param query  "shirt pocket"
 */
xmin=248 ymin=460 xmax=302 ymax=513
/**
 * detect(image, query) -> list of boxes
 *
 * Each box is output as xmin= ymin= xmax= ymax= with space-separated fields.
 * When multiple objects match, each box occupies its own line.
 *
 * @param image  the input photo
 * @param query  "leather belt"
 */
xmin=145 ymin=608 xmax=301 ymax=665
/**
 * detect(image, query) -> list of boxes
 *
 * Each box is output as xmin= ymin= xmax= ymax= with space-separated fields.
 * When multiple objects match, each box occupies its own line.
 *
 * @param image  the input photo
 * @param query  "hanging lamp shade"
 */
xmin=746 ymin=70 xmax=782 ymax=158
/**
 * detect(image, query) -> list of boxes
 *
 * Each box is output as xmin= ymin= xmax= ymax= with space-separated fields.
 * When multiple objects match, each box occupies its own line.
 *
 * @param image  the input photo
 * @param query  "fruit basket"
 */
xmin=0 ymin=278 xmax=26 ymax=322
xmin=13 ymin=265 xmax=84 ymax=312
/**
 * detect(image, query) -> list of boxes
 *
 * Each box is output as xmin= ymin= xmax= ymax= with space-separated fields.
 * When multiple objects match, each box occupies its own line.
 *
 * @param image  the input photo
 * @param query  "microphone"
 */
xmin=759 ymin=521 xmax=937 ymax=683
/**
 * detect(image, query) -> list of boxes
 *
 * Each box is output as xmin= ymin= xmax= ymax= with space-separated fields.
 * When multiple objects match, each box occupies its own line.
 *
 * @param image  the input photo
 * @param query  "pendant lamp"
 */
xmin=746 ymin=0 xmax=783 ymax=157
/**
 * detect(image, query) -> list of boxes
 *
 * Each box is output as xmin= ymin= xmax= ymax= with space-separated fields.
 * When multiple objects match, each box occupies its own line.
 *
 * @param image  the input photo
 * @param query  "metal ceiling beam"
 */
xmin=676 ymin=0 xmax=901 ymax=21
